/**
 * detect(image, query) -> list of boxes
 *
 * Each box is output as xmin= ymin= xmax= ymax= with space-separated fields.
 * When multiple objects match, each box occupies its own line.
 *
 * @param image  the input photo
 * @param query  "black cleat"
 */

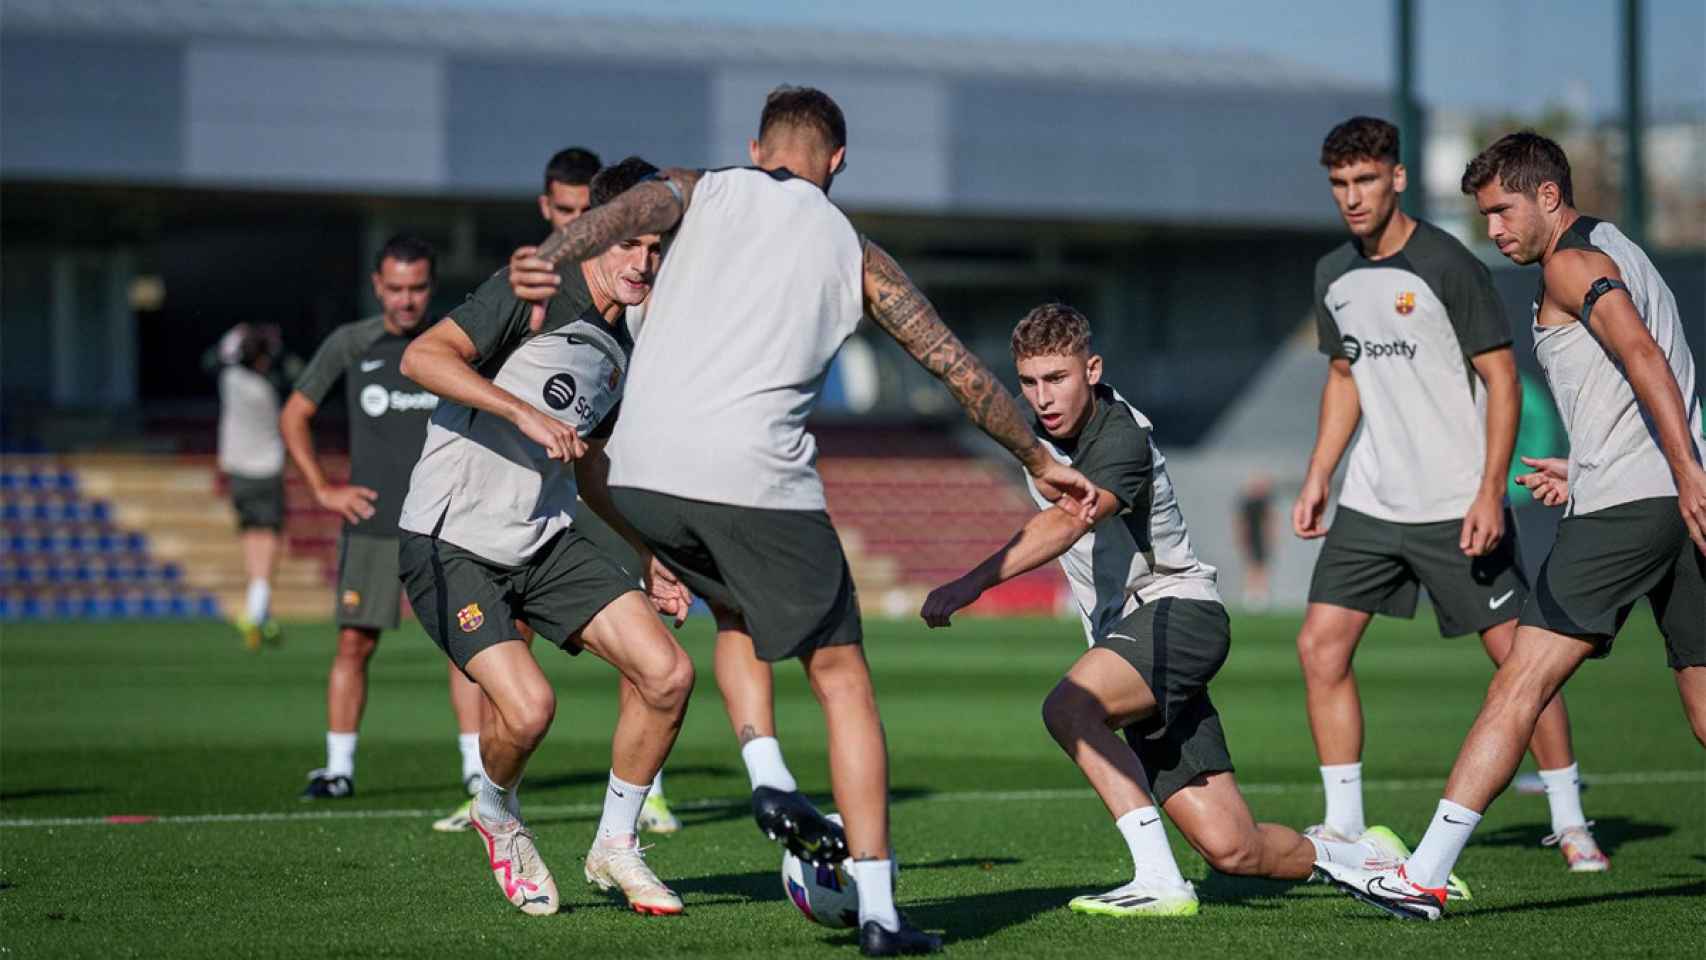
xmin=299 ymin=768 xmax=354 ymax=800
xmin=859 ymin=916 xmax=942 ymax=956
xmin=751 ymin=786 xmax=848 ymax=866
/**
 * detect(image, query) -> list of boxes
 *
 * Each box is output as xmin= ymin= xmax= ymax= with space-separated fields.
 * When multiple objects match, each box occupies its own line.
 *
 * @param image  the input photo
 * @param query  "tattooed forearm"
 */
xmin=862 ymin=240 xmax=1045 ymax=470
xmin=535 ymin=170 xmax=697 ymax=269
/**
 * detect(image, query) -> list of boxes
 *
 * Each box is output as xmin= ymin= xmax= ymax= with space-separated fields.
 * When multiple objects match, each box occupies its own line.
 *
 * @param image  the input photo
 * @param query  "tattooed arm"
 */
xmin=862 ymin=240 xmax=1098 ymax=517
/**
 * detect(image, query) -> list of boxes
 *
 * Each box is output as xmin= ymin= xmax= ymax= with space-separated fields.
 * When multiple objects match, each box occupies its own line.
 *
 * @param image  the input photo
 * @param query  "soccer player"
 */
xmin=921 ymin=303 xmax=1391 ymax=917
xmin=539 ymin=146 xmax=601 ymax=228
xmin=215 ymin=322 xmax=287 ymax=650
xmin=1293 ymin=117 xmax=1599 ymax=876
xmin=397 ymin=156 xmax=694 ymax=917
xmin=508 ymin=86 xmax=1097 ymax=954
xmin=279 ymin=236 xmax=485 ymax=800
xmin=1315 ymin=132 xmax=1705 ymax=921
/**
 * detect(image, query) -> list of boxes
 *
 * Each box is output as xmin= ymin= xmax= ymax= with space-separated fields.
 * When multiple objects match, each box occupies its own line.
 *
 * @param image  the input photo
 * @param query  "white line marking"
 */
xmin=0 ymin=769 xmax=1698 ymax=830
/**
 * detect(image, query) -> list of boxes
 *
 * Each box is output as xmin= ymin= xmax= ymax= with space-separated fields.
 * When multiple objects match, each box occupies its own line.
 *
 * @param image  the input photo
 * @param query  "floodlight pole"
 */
xmin=1394 ymin=0 xmax=1425 ymax=218
xmin=1622 ymin=0 xmax=1647 ymax=246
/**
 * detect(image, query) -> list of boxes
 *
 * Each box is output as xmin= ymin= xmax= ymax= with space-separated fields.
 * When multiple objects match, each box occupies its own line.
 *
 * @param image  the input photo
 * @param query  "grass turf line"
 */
xmin=2 ymin=612 xmax=1701 ymax=957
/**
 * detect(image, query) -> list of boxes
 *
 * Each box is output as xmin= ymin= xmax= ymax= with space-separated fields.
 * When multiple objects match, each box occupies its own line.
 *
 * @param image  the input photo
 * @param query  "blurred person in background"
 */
xmin=212 ymin=322 xmax=289 ymax=651
xmin=1234 ymin=472 xmax=1275 ymax=611
xmin=279 ymin=235 xmax=485 ymax=802
xmin=1291 ymin=117 xmax=1598 ymax=880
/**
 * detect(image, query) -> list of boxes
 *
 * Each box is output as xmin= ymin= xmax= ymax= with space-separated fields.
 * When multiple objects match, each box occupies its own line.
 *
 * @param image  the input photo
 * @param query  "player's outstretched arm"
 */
xmin=514 ymin=170 xmax=699 ymax=306
xmin=398 ymin=319 xmax=587 ymax=463
xmin=921 ymin=488 xmax=1122 ymax=627
xmin=1293 ymin=358 xmax=1360 ymax=539
xmin=1462 ymin=347 xmax=1521 ymax=556
xmin=1548 ymin=250 xmax=1706 ymax=550
xmin=862 ymin=240 xmax=1096 ymax=519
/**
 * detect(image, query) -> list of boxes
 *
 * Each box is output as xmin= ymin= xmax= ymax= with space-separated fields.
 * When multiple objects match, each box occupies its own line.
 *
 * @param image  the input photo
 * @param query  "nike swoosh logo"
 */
xmin=1331 ymin=300 xmax=1351 ymax=310
xmin=1442 ymin=815 xmax=1473 ymax=826
xmin=360 ymin=359 xmax=384 ymax=372
xmin=610 ymin=788 xmax=625 ymax=798
xmin=1138 ymin=818 xmax=1159 ymax=827
xmin=1338 ymin=778 xmax=1357 ymax=784
xmin=1488 ymin=589 xmax=1516 ymax=610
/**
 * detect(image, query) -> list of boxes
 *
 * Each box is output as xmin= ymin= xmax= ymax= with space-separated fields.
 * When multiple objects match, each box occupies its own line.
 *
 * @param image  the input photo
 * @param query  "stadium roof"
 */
xmin=4 ymin=0 xmax=1372 ymax=94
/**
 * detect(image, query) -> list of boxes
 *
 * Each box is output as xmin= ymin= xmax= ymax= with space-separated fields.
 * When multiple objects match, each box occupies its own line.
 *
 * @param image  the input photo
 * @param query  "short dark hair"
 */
xmin=590 ymin=156 xmax=660 ymax=208
xmin=1460 ymin=131 xmax=1574 ymax=206
xmin=374 ymin=234 xmax=435 ymax=279
xmin=758 ymin=86 xmax=846 ymax=152
xmin=544 ymin=147 xmax=602 ymax=192
xmin=1011 ymin=303 xmax=1092 ymax=361
xmin=1320 ymin=116 xmax=1400 ymax=168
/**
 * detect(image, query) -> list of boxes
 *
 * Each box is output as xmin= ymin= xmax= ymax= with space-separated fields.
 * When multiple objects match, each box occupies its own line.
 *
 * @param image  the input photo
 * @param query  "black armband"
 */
xmin=1582 ymin=276 xmax=1628 ymax=315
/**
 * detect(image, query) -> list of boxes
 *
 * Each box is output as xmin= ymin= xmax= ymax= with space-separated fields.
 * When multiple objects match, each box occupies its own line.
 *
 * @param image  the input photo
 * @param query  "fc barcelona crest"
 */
xmin=1394 ymin=291 xmax=1416 ymax=316
xmin=457 ymin=603 xmax=485 ymax=633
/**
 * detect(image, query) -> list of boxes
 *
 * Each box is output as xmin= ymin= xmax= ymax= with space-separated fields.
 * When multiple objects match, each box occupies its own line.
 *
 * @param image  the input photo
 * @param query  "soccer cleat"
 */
xmin=639 ymin=791 xmax=682 ymax=834
xmin=859 ymin=915 xmax=942 ymax=956
xmin=1359 ymin=825 xmax=1472 ymax=900
xmin=260 ymin=620 xmax=283 ymax=648
xmin=433 ymin=798 xmax=474 ymax=833
xmin=237 ymin=618 xmax=263 ymax=653
xmin=1543 ymin=822 xmax=1610 ymax=872
xmin=469 ymin=805 xmax=559 ymax=916
xmin=299 ymin=768 xmax=353 ymax=800
xmin=752 ymin=786 xmax=849 ymax=866
xmin=584 ymin=838 xmax=684 ymax=915
xmin=1313 ymin=859 xmax=1446 ymax=921
xmin=1068 ymin=878 xmax=1199 ymax=917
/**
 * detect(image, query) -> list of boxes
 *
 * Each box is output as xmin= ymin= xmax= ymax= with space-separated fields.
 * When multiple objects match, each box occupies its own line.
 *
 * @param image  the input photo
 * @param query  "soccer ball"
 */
xmin=781 ymin=814 xmax=859 ymax=928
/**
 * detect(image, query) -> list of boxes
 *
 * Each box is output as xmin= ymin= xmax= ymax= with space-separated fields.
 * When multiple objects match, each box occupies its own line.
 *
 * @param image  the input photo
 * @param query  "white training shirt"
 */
xmin=218 ymin=364 xmax=285 ymax=478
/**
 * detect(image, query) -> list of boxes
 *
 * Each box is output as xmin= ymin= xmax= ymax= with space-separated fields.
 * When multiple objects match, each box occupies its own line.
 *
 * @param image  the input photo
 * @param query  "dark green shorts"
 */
xmin=227 ymin=473 xmax=285 ymax=531
xmin=398 ymin=529 xmax=637 ymax=673
xmin=1520 ymin=496 xmax=1705 ymax=669
xmin=1097 ymin=598 xmax=1235 ymax=805
xmin=609 ymin=487 xmax=861 ymax=662
xmin=337 ymin=533 xmax=403 ymax=631
xmin=1309 ymin=505 xmax=1529 ymax=637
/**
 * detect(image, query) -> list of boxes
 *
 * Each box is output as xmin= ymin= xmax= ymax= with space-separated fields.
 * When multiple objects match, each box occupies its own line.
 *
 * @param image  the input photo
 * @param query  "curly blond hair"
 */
xmin=1010 ymin=302 xmax=1091 ymax=361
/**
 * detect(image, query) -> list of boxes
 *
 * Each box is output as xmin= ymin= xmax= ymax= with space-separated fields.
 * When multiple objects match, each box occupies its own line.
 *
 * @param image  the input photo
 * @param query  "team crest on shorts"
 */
xmin=341 ymin=589 xmax=361 ymax=610
xmin=1395 ymin=291 xmax=1416 ymax=316
xmin=457 ymin=603 xmax=485 ymax=633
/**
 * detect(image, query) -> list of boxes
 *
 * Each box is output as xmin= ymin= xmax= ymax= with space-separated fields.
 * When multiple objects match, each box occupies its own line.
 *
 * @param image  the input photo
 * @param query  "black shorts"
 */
xmin=1308 ymin=505 xmax=1529 ymax=637
xmin=337 ymin=533 xmax=403 ymax=631
xmin=1520 ymin=496 xmax=1705 ymax=669
xmin=399 ymin=529 xmax=636 ymax=673
xmin=227 ymin=473 xmax=285 ymax=531
xmin=1097 ymin=598 xmax=1235 ymax=805
xmin=609 ymin=487 xmax=861 ymax=662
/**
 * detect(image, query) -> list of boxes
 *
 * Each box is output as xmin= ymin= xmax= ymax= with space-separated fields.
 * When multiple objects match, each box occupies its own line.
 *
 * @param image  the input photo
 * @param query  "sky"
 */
xmin=409 ymin=0 xmax=1704 ymax=118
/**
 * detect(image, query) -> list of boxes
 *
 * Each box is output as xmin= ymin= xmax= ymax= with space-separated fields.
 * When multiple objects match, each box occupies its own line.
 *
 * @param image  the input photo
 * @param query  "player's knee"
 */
xmin=1194 ymin=829 xmax=1262 ymax=876
xmin=334 ymin=630 xmax=378 ymax=663
xmin=1295 ymin=628 xmax=1351 ymax=684
xmin=1041 ymin=684 xmax=1098 ymax=747
xmin=636 ymin=648 xmax=695 ymax=714
xmin=503 ymin=687 xmax=556 ymax=749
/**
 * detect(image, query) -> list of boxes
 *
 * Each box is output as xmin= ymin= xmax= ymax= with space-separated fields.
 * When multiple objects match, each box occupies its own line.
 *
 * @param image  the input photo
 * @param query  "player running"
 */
xmin=1294 ymin=117 xmax=1599 ymax=877
xmin=280 ymin=236 xmax=486 ymax=801
xmin=508 ymin=86 xmax=1098 ymax=954
xmin=921 ymin=303 xmax=1395 ymax=918
xmin=1316 ymin=131 xmax=1705 ymax=921
xmin=214 ymin=322 xmax=289 ymax=650
xmin=397 ymin=157 xmax=695 ymax=918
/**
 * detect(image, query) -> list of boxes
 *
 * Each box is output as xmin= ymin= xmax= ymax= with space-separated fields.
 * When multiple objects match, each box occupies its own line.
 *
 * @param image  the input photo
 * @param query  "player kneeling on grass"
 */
xmin=922 ymin=304 xmax=1401 ymax=917
xmin=396 ymin=157 xmax=696 ymax=917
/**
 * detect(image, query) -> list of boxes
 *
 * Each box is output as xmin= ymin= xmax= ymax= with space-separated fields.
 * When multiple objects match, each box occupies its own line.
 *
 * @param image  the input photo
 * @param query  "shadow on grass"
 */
xmin=666 ymin=855 xmax=1027 ymax=914
xmin=1473 ymin=816 xmax=1671 ymax=857
xmin=906 ymin=883 xmax=1087 ymax=941
xmin=1195 ymin=871 xmax=1309 ymax=910
xmin=1462 ymin=879 xmax=1704 ymax=917
xmin=0 ymin=786 xmax=102 ymax=802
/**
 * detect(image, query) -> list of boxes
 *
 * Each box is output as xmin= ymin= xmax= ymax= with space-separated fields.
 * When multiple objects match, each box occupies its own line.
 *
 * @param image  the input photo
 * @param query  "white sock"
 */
xmin=651 ymin=769 xmax=666 ymax=799
xmin=245 ymin=578 xmax=271 ymax=624
xmin=740 ymin=736 xmax=798 ymax=792
xmin=1307 ymin=834 xmax=1372 ymax=868
xmin=1408 ymin=799 xmax=1482 ymax=889
xmin=1538 ymin=764 xmax=1587 ymax=834
xmin=1320 ymin=762 xmax=1365 ymax=837
xmin=458 ymin=733 xmax=482 ymax=784
xmin=850 ymin=858 xmax=899 ymax=931
xmin=325 ymin=731 xmax=357 ymax=778
xmin=597 ymin=771 xmax=650 ymax=842
xmin=478 ymin=762 xmax=522 ymax=823
xmin=1115 ymin=806 xmax=1187 ymax=887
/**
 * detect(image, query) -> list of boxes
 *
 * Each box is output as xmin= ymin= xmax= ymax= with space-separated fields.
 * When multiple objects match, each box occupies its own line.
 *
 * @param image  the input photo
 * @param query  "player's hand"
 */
xmin=508 ymin=245 xmax=559 ymax=332
xmin=513 ymin=407 xmax=586 ymax=462
xmin=1516 ymin=456 xmax=1569 ymax=507
xmin=1027 ymin=458 xmax=1098 ymax=522
xmin=645 ymin=556 xmax=693 ymax=627
xmin=1292 ymin=476 xmax=1330 ymax=539
xmin=921 ymin=577 xmax=983 ymax=628
xmin=1675 ymin=461 xmax=1706 ymax=555
xmin=1459 ymin=490 xmax=1504 ymax=557
xmin=316 ymin=484 xmax=378 ymax=525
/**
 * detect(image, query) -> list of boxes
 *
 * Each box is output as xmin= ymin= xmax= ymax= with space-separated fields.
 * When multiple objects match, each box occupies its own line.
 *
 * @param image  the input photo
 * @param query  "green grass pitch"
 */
xmin=2 ymin=611 xmax=1701 ymax=957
